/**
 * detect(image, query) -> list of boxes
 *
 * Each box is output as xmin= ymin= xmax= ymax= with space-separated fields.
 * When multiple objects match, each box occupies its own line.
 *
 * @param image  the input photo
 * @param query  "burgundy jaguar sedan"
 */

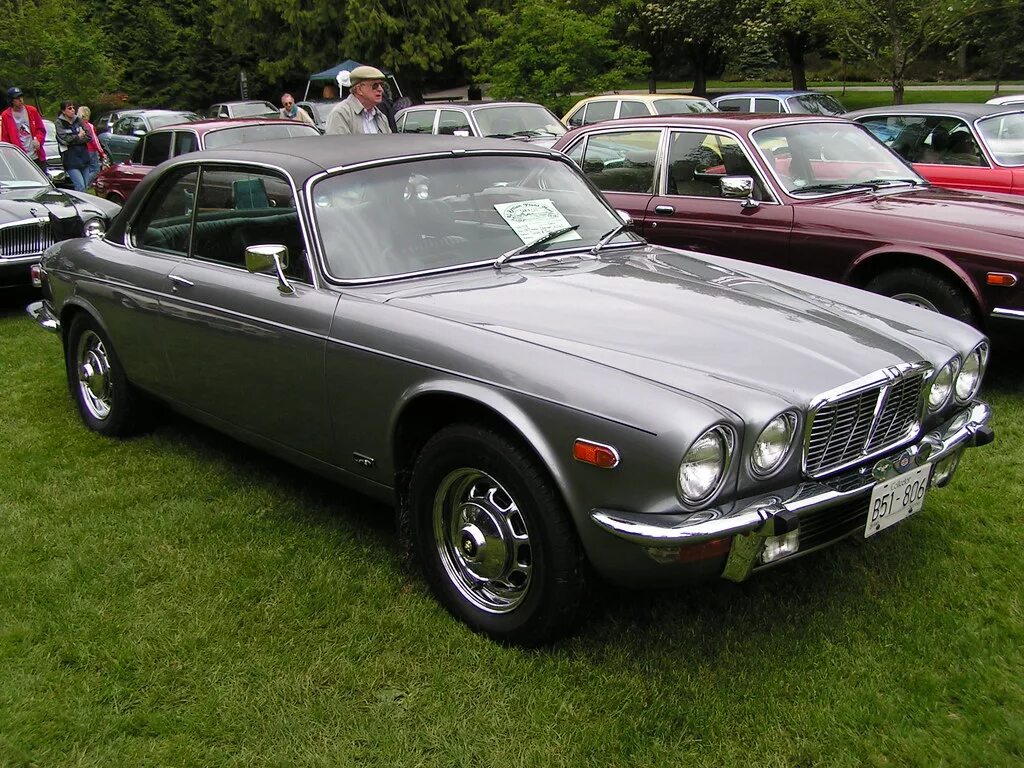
xmin=93 ymin=118 xmax=320 ymax=204
xmin=552 ymin=113 xmax=1024 ymax=334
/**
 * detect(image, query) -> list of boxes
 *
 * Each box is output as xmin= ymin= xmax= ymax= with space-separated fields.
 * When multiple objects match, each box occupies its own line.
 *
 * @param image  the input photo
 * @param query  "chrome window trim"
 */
xmin=663 ymin=127 xmax=781 ymax=205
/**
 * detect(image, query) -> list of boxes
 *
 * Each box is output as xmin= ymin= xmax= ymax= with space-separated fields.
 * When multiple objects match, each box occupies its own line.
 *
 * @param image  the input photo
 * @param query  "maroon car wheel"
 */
xmin=866 ymin=268 xmax=977 ymax=328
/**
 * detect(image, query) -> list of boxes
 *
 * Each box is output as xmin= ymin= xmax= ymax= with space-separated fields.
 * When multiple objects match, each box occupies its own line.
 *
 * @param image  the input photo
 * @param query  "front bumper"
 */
xmin=590 ymin=401 xmax=993 ymax=575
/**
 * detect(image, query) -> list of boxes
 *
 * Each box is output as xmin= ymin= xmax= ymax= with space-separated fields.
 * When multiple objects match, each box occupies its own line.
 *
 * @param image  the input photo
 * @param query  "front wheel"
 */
xmin=865 ymin=267 xmax=978 ymax=327
xmin=408 ymin=424 xmax=588 ymax=646
xmin=64 ymin=314 xmax=149 ymax=436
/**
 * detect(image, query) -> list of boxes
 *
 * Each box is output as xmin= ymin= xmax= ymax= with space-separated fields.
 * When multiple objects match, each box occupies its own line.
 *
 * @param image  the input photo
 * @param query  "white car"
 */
xmin=986 ymin=94 xmax=1024 ymax=107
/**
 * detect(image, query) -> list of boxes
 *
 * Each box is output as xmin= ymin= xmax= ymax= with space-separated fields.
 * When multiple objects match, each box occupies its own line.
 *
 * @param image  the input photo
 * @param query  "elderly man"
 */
xmin=279 ymin=93 xmax=315 ymax=126
xmin=325 ymin=66 xmax=392 ymax=135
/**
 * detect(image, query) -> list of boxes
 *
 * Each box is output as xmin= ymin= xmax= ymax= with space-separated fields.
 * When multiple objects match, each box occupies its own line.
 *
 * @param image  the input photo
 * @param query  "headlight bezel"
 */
xmin=954 ymin=343 xmax=988 ymax=404
xmin=926 ymin=358 xmax=959 ymax=413
xmin=750 ymin=411 xmax=799 ymax=479
xmin=677 ymin=424 xmax=735 ymax=506
xmin=83 ymin=217 xmax=106 ymax=239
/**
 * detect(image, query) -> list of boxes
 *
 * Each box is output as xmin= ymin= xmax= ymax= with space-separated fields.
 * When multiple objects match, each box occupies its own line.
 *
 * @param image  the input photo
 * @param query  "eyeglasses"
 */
xmin=65 ymin=105 xmax=76 ymax=111
xmin=365 ymin=82 xmax=384 ymax=91
xmin=282 ymin=102 xmax=294 ymax=107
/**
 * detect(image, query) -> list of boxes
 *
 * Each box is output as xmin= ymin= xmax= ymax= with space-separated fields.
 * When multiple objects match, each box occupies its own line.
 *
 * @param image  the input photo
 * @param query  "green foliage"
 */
xmin=463 ymin=0 xmax=647 ymax=114
xmin=640 ymin=0 xmax=737 ymax=93
xmin=0 ymin=0 xmax=120 ymax=114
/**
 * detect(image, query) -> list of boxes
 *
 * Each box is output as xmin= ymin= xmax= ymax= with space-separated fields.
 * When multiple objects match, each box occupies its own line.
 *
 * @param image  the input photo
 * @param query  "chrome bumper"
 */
xmin=26 ymin=300 xmax=60 ymax=333
xmin=591 ymin=401 xmax=993 ymax=548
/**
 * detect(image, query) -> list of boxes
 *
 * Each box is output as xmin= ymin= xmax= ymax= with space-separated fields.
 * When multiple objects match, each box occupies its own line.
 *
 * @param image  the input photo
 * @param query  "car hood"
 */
xmin=824 ymin=186 xmax=1024 ymax=238
xmin=384 ymin=247 xmax=949 ymax=407
xmin=0 ymin=187 xmax=83 ymax=221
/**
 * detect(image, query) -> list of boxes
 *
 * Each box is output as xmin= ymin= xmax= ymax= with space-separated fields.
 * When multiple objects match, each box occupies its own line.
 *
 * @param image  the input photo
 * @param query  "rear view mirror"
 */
xmin=721 ymin=175 xmax=759 ymax=209
xmin=245 ymin=244 xmax=293 ymax=294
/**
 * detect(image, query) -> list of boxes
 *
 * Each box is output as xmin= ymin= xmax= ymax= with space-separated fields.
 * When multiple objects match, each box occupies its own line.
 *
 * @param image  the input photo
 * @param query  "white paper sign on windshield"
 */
xmin=493 ymin=198 xmax=583 ymax=245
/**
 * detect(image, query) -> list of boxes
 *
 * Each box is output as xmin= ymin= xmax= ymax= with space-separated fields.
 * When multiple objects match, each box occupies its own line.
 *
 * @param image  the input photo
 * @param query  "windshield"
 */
xmin=0 ymin=145 xmax=51 ymax=189
xmin=233 ymin=102 xmax=279 ymax=118
xmin=788 ymin=94 xmax=847 ymax=116
xmin=150 ymin=113 xmax=202 ymax=130
xmin=473 ymin=106 xmax=566 ymax=138
xmin=203 ymin=123 xmax=320 ymax=148
xmin=312 ymin=154 xmax=632 ymax=280
xmin=654 ymin=98 xmax=716 ymax=115
xmin=976 ymin=112 xmax=1024 ymax=166
xmin=752 ymin=122 xmax=922 ymax=195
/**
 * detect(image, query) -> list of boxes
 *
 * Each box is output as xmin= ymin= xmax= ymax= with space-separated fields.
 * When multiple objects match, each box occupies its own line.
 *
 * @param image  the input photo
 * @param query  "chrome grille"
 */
xmin=0 ymin=218 xmax=54 ymax=260
xmin=805 ymin=364 xmax=927 ymax=478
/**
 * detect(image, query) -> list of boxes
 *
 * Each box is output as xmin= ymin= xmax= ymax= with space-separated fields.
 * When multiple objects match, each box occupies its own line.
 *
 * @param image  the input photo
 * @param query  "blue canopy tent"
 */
xmin=303 ymin=60 xmax=402 ymax=100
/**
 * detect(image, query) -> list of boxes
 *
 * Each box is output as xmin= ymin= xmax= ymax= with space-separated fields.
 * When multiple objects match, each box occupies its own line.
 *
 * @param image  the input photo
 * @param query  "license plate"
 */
xmin=864 ymin=463 xmax=932 ymax=538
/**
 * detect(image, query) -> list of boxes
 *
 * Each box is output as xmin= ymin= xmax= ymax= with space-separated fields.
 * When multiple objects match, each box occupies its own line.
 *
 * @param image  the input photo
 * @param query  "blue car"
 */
xmin=711 ymin=91 xmax=846 ymax=116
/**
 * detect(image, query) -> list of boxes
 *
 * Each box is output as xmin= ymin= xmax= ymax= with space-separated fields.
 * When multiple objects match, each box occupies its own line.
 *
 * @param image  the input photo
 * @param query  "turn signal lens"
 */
xmin=573 ymin=439 xmax=619 ymax=468
xmin=986 ymin=272 xmax=1017 ymax=287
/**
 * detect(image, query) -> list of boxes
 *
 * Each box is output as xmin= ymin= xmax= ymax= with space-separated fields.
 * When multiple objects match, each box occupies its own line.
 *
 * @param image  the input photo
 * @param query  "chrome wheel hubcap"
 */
xmin=76 ymin=330 xmax=112 ymax=420
xmin=433 ymin=468 xmax=532 ymax=613
xmin=891 ymin=292 xmax=939 ymax=313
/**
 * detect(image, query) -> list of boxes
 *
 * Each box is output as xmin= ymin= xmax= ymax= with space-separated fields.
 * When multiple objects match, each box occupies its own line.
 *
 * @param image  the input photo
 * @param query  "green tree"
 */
xmin=640 ymin=0 xmax=736 ymax=96
xmin=967 ymin=0 xmax=1024 ymax=92
xmin=464 ymin=0 xmax=646 ymax=114
xmin=824 ymin=0 xmax=976 ymax=103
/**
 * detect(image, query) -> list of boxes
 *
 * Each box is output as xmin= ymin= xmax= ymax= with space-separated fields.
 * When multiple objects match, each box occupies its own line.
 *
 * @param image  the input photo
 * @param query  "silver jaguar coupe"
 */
xmin=28 ymin=135 xmax=994 ymax=645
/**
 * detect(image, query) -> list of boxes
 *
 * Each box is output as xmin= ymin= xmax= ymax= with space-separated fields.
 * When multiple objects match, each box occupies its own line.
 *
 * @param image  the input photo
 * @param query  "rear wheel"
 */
xmin=865 ymin=267 xmax=977 ymax=327
xmin=408 ymin=423 xmax=588 ymax=646
xmin=65 ymin=314 xmax=149 ymax=436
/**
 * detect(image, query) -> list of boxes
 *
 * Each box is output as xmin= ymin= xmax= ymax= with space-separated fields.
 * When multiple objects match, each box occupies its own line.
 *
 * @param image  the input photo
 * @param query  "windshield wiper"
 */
xmin=591 ymin=221 xmax=642 ymax=254
xmin=494 ymin=224 xmax=580 ymax=269
xmin=788 ymin=183 xmax=866 ymax=194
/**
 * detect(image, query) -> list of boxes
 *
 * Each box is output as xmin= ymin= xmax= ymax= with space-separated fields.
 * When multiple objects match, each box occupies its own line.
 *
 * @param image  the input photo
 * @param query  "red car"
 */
xmin=93 ymin=118 xmax=320 ymax=204
xmin=552 ymin=113 xmax=1024 ymax=333
xmin=847 ymin=104 xmax=1024 ymax=196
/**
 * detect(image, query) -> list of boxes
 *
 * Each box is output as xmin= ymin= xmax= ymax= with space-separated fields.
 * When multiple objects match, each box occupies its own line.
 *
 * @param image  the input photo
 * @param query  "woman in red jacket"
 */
xmin=0 ymin=87 xmax=47 ymax=170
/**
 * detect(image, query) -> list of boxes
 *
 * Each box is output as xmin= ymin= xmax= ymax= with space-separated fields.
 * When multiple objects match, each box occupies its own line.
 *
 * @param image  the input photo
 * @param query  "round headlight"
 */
xmin=751 ymin=412 xmax=797 ymax=477
xmin=955 ymin=344 xmax=988 ymax=402
xmin=83 ymin=217 xmax=105 ymax=238
xmin=927 ymin=360 xmax=957 ymax=411
xmin=678 ymin=426 xmax=733 ymax=504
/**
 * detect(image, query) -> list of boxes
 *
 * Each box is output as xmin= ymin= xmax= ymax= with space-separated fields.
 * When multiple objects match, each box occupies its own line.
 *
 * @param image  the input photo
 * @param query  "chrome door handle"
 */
xmin=169 ymin=274 xmax=194 ymax=289
xmin=654 ymin=205 xmax=675 ymax=215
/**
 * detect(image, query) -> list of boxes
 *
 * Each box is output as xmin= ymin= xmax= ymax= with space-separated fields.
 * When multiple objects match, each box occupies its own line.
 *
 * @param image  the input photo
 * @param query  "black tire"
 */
xmin=64 ymin=313 xmax=149 ymax=436
xmin=407 ymin=423 xmax=588 ymax=646
xmin=865 ymin=267 xmax=977 ymax=327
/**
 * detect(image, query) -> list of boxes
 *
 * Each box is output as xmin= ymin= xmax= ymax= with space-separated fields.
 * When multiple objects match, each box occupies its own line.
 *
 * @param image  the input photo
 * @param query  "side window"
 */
xmin=401 ymin=110 xmax=435 ymax=134
xmin=666 ymin=131 xmax=758 ymax=198
xmin=566 ymin=107 xmax=584 ymax=128
xmin=619 ymin=101 xmax=648 ymax=118
xmin=583 ymin=101 xmax=615 ymax=125
xmin=141 ymin=131 xmax=172 ymax=166
xmin=438 ymin=109 xmax=471 ymax=136
xmin=939 ymin=120 xmax=985 ymax=167
xmin=131 ymin=167 xmax=200 ymax=255
xmin=113 ymin=117 xmax=132 ymax=135
xmin=191 ymin=168 xmax=310 ymax=282
xmin=395 ymin=113 xmax=407 ymax=131
xmin=755 ymin=98 xmax=781 ymax=113
xmin=564 ymin=139 xmax=585 ymax=166
xmin=129 ymin=139 xmax=145 ymax=164
xmin=578 ymin=130 xmax=660 ymax=193
xmin=716 ymin=98 xmax=748 ymax=113
xmin=174 ymin=132 xmax=198 ymax=155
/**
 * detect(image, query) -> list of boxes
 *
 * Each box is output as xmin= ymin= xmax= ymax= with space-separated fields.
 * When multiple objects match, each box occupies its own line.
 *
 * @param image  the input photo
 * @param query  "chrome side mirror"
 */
xmin=721 ymin=175 xmax=759 ymax=209
xmin=615 ymin=209 xmax=633 ymax=226
xmin=245 ymin=244 xmax=294 ymax=294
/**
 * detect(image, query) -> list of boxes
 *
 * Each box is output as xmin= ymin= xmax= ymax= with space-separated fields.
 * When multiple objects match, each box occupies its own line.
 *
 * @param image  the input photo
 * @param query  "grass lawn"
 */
xmin=1 ymin=299 xmax=1022 ymax=767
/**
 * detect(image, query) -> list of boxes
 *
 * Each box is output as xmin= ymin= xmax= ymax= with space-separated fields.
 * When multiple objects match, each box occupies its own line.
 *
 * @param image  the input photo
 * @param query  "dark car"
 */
xmin=95 ymin=108 xmax=144 ymax=136
xmin=99 ymin=109 xmax=202 ymax=164
xmin=847 ymin=103 xmax=1024 ymax=196
xmin=93 ymin=118 xmax=320 ymax=204
xmin=208 ymin=100 xmax=279 ymax=119
xmin=553 ymin=113 xmax=1024 ymax=333
xmin=27 ymin=135 xmax=993 ymax=644
xmin=711 ymin=91 xmax=847 ymax=115
xmin=396 ymin=101 xmax=566 ymax=147
xmin=0 ymin=141 xmax=120 ymax=291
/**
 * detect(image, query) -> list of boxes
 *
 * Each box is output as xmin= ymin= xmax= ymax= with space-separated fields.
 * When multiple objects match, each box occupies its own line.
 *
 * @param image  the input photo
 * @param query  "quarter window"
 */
xmin=583 ymin=100 xmax=615 ymax=125
xmin=566 ymin=107 xmax=584 ymax=128
xmin=619 ymin=101 xmax=649 ymax=118
xmin=578 ymin=130 xmax=660 ymax=193
xmin=438 ymin=110 xmax=471 ymax=136
xmin=716 ymin=98 xmax=749 ymax=113
xmin=401 ymin=110 xmax=436 ymax=134
xmin=754 ymin=98 xmax=782 ymax=113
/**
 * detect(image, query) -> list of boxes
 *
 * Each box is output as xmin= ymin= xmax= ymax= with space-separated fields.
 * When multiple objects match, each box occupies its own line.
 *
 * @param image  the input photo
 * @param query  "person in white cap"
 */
xmin=325 ymin=65 xmax=392 ymax=135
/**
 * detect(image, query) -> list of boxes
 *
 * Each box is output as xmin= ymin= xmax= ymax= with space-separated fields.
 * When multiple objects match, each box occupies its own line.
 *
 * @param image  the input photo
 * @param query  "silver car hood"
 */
xmin=385 ymin=248 xmax=949 ymax=406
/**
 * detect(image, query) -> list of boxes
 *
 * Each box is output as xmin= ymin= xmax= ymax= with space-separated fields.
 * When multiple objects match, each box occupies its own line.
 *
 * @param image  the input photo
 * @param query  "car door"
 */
xmin=105 ymin=115 xmax=143 ymax=162
xmin=641 ymin=129 xmax=793 ymax=262
xmin=159 ymin=164 xmax=338 ymax=460
xmin=567 ymin=127 xmax=661 ymax=225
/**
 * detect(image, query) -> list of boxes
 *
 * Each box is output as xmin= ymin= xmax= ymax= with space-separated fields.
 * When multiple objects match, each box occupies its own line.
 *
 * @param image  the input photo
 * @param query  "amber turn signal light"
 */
xmin=573 ymin=439 xmax=620 ymax=468
xmin=986 ymin=272 xmax=1017 ymax=287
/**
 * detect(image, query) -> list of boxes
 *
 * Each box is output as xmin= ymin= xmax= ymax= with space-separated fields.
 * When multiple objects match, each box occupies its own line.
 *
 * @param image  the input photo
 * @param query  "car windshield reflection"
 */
xmin=312 ymin=154 xmax=631 ymax=280
xmin=0 ymin=145 xmax=52 ymax=189
xmin=976 ymin=112 xmax=1024 ymax=166
xmin=752 ymin=122 xmax=922 ymax=195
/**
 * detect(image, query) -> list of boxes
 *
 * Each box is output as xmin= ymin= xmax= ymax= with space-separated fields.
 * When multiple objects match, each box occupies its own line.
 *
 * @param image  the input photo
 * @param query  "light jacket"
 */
xmin=325 ymin=95 xmax=392 ymax=135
